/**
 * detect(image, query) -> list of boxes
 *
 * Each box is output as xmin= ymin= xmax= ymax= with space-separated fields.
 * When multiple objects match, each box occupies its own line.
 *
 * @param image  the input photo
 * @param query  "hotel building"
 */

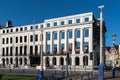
xmin=0 ymin=12 xmax=106 ymax=70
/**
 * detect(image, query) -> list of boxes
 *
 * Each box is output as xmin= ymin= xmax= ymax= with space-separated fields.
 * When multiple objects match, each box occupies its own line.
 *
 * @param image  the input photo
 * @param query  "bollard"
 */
xmin=98 ymin=63 xmax=104 ymax=80
xmin=112 ymin=67 xmax=115 ymax=78
xmin=35 ymin=76 xmax=39 ymax=80
xmin=61 ymin=71 xmax=65 ymax=78
xmin=80 ymin=74 xmax=83 ymax=80
xmin=51 ymin=72 xmax=54 ymax=80
xmin=53 ymin=70 xmax=56 ymax=75
xmin=91 ymin=71 xmax=93 ymax=77
xmin=87 ymin=72 xmax=89 ymax=80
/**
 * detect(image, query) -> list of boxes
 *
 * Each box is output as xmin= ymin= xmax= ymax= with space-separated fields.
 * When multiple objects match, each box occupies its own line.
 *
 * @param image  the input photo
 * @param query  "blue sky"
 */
xmin=0 ymin=0 xmax=120 ymax=46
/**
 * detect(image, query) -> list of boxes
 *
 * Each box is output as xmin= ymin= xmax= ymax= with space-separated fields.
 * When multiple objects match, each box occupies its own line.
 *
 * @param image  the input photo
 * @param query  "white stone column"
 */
xmin=13 ymin=57 xmax=15 ymax=65
xmin=13 ymin=36 xmax=15 ymax=56
xmin=57 ymin=31 xmax=60 ymax=54
xmin=43 ymin=32 xmax=46 ymax=54
xmin=89 ymin=28 xmax=93 ymax=52
xmin=72 ymin=29 xmax=75 ymax=54
xmin=33 ymin=32 xmax=35 ymax=55
xmin=27 ymin=57 xmax=30 ymax=65
xmin=81 ymin=28 xmax=84 ymax=54
xmin=27 ymin=34 xmax=30 ymax=56
xmin=50 ymin=31 xmax=53 ymax=54
xmin=65 ymin=30 xmax=68 ymax=52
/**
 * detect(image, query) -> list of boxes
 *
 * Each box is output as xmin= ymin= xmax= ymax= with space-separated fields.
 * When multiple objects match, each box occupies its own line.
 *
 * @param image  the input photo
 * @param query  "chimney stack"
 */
xmin=6 ymin=20 xmax=12 ymax=28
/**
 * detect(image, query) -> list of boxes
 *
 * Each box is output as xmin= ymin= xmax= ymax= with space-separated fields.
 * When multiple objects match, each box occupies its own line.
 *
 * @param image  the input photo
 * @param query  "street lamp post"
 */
xmin=112 ymin=34 xmax=116 ymax=78
xmin=98 ymin=5 xmax=104 ymax=80
xmin=39 ymin=25 xmax=44 ymax=80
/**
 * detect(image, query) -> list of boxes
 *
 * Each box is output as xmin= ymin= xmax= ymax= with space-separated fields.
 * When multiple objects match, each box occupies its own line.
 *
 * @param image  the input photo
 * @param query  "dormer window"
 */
xmin=76 ymin=19 xmax=80 ymax=23
xmin=85 ymin=17 xmax=89 ymax=22
xmin=24 ymin=27 xmax=27 ymax=31
xmin=30 ymin=26 xmax=33 ymax=30
xmin=35 ymin=25 xmax=38 ymax=29
xmin=20 ymin=28 xmax=23 ymax=31
xmin=47 ymin=23 xmax=50 ymax=27
xmin=16 ymin=28 xmax=18 ymax=32
xmin=7 ymin=30 xmax=9 ymax=33
xmin=61 ymin=21 xmax=65 ymax=25
xmin=10 ymin=29 xmax=13 ymax=32
xmin=54 ymin=22 xmax=57 ymax=26
xmin=3 ymin=30 xmax=5 ymax=33
xmin=68 ymin=20 xmax=72 ymax=24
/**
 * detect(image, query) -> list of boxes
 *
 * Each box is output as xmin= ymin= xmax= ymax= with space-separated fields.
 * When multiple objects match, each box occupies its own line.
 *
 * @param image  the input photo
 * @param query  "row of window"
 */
xmin=46 ymin=42 xmax=89 ymax=54
xmin=46 ymin=17 xmax=89 ymax=27
xmin=2 ymin=29 xmax=89 ymax=44
xmin=2 ymin=58 xmax=27 ymax=66
xmin=2 ymin=25 xmax=41 ymax=34
xmin=2 ymin=45 xmax=39 ymax=56
xmin=2 ymin=17 xmax=90 ymax=34
xmin=2 ymin=41 xmax=89 ymax=57
xmin=45 ymin=56 xmax=89 ymax=66
xmin=47 ymin=29 xmax=89 ymax=40
xmin=2 ymin=56 xmax=89 ymax=66
xmin=2 ymin=34 xmax=40 ymax=44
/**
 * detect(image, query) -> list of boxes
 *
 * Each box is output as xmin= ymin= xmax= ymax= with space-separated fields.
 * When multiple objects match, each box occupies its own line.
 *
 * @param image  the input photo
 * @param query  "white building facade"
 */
xmin=0 ymin=12 xmax=106 ymax=70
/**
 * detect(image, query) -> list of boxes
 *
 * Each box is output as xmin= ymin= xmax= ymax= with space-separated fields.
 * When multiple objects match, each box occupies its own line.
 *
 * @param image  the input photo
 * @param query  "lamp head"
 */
xmin=98 ymin=5 xmax=104 ymax=10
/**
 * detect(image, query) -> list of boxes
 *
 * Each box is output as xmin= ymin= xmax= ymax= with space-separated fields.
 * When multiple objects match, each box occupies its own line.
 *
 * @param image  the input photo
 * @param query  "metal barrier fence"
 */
xmin=0 ymin=69 xmax=94 ymax=80
xmin=80 ymin=72 xmax=93 ymax=80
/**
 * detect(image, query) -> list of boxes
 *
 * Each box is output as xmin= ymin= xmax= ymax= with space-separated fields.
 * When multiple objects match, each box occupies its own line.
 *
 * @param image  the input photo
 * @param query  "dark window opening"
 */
xmin=30 ymin=46 xmax=33 ymax=55
xmin=75 ymin=57 xmax=79 ymax=65
xmin=10 ymin=47 xmax=13 ymax=56
xmin=6 ymin=47 xmax=9 ymax=56
xmin=2 ymin=48 xmax=5 ymax=56
xmin=15 ymin=47 xmax=18 ymax=56
xmin=24 ymin=46 xmax=27 ymax=55
xmin=10 ymin=37 xmax=12 ymax=43
xmin=24 ymin=36 xmax=27 ymax=42
xmin=16 ymin=37 xmax=18 ymax=43
xmin=20 ymin=46 xmax=22 ymax=56
xmin=30 ymin=35 xmax=33 ymax=42
xmin=20 ymin=36 xmax=22 ymax=43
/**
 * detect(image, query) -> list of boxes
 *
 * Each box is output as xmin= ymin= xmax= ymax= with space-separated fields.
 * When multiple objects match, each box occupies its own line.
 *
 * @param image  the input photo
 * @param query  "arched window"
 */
xmin=53 ymin=57 xmax=56 ymax=65
xmin=83 ymin=56 xmax=88 ymax=66
xmin=10 ymin=58 xmax=13 ymax=64
xmin=45 ymin=57 xmax=50 ymax=67
xmin=75 ymin=57 xmax=79 ymax=65
xmin=20 ymin=58 xmax=22 ymax=65
xmin=24 ymin=58 xmax=27 ymax=65
xmin=6 ymin=58 xmax=9 ymax=64
xmin=2 ymin=58 xmax=5 ymax=66
xmin=60 ymin=57 xmax=64 ymax=65
xmin=15 ymin=58 xmax=18 ymax=67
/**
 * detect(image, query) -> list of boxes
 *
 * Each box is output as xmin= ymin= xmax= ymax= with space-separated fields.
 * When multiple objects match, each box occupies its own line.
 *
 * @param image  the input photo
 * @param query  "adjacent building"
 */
xmin=0 ymin=12 xmax=106 ymax=70
xmin=105 ymin=45 xmax=120 ymax=67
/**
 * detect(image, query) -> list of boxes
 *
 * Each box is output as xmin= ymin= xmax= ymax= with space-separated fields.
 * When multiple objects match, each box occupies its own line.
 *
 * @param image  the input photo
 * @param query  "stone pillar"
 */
xmin=72 ymin=29 xmax=75 ymax=55
xmin=27 ymin=34 xmax=30 ymax=56
xmin=33 ymin=32 xmax=35 ymax=55
xmin=57 ymin=31 xmax=60 ymax=54
xmin=50 ymin=31 xmax=53 ymax=54
xmin=65 ymin=30 xmax=68 ymax=52
xmin=43 ymin=32 xmax=46 ymax=54
xmin=81 ymin=28 xmax=84 ymax=54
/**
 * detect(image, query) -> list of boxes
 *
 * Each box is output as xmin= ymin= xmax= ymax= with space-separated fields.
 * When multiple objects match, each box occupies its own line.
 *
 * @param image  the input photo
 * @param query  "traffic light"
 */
xmin=90 ymin=52 xmax=93 ymax=60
